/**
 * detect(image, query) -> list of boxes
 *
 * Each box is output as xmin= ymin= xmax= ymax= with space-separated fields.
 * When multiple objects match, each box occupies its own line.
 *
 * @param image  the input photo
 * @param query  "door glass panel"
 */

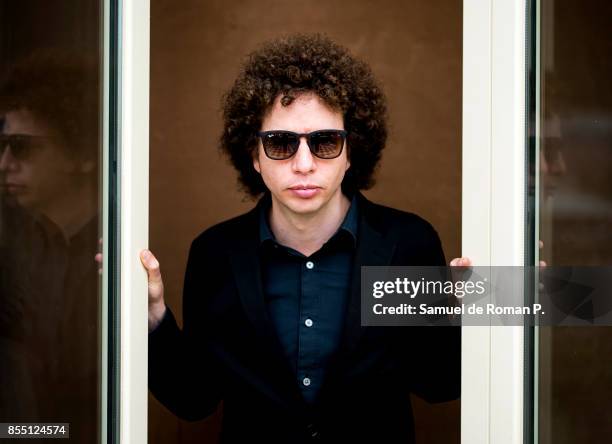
xmin=531 ymin=0 xmax=612 ymax=442
xmin=0 ymin=1 xmax=109 ymax=442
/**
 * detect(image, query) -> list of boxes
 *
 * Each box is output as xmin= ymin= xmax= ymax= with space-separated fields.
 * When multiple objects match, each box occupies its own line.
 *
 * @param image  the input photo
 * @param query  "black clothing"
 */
xmin=148 ymin=192 xmax=461 ymax=443
xmin=0 ymin=198 xmax=100 ymax=443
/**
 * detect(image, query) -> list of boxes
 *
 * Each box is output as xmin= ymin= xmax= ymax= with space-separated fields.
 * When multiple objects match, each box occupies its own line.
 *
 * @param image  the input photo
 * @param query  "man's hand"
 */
xmin=449 ymin=257 xmax=472 ymax=267
xmin=95 ymin=238 xmax=103 ymax=275
xmin=139 ymin=249 xmax=167 ymax=332
xmin=449 ymin=257 xmax=473 ymax=300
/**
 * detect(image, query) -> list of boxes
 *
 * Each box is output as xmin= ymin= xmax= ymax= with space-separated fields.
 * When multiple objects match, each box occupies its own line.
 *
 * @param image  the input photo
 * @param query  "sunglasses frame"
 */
xmin=0 ymin=134 xmax=48 ymax=161
xmin=257 ymin=129 xmax=348 ymax=160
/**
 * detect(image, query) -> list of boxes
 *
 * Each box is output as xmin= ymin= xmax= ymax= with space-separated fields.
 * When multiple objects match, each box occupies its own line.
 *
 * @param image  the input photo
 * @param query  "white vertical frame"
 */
xmin=118 ymin=0 xmax=150 ymax=443
xmin=462 ymin=1 xmax=492 ymax=442
xmin=462 ymin=0 xmax=527 ymax=443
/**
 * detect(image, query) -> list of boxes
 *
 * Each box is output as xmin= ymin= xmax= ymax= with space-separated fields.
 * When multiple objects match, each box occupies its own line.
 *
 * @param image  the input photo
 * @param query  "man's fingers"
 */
xmin=140 ymin=250 xmax=163 ymax=284
xmin=450 ymin=257 xmax=472 ymax=267
xmin=449 ymin=257 xmax=473 ymax=296
xmin=139 ymin=250 xmax=166 ymax=328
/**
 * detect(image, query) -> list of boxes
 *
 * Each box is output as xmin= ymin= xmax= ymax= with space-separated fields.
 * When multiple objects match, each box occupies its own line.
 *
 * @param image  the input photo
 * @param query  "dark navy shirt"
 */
xmin=258 ymin=193 xmax=358 ymax=405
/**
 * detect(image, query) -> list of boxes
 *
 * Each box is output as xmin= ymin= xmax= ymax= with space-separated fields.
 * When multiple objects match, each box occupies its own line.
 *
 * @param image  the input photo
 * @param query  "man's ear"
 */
xmin=345 ymin=143 xmax=350 ymax=171
xmin=253 ymin=149 xmax=261 ymax=174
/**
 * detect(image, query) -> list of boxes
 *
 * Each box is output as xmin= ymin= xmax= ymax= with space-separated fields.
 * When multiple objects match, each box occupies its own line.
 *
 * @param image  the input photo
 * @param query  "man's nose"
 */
xmin=0 ymin=146 xmax=11 ymax=171
xmin=291 ymin=137 xmax=315 ymax=173
xmin=0 ymin=145 xmax=16 ymax=171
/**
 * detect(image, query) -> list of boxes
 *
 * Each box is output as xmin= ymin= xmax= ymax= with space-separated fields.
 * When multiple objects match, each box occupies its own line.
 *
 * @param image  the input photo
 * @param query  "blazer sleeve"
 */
xmin=148 ymin=237 xmax=224 ymax=421
xmin=405 ymin=222 xmax=462 ymax=403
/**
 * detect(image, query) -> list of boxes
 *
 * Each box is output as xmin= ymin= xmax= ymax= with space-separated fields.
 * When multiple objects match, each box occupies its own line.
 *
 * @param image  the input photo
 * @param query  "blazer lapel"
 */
xmin=316 ymin=194 xmax=397 ymax=406
xmin=230 ymin=246 xmax=282 ymax=356
xmin=341 ymin=203 xmax=397 ymax=352
xmin=228 ymin=207 xmax=307 ymax=411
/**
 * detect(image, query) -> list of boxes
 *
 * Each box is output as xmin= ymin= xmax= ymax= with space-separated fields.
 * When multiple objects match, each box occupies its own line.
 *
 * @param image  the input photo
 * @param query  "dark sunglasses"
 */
xmin=257 ymin=129 xmax=347 ymax=160
xmin=0 ymin=134 xmax=47 ymax=161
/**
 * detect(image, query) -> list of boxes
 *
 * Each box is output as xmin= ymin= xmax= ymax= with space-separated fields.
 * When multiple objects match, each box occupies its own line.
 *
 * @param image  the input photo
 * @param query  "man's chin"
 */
xmin=281 ymin=194 xmax=326 ymax=215
xmin=288 ymin=201 xmax=322 ymax=216
xmin=10 ymin=194 xmax=35 ymax=211
xmin=1 ymin=192 xmax=20 ymax=207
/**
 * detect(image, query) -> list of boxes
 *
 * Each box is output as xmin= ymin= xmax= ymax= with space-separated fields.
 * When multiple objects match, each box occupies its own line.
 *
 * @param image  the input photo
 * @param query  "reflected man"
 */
xmin=0 ymin=51 xmax=100 ymax=442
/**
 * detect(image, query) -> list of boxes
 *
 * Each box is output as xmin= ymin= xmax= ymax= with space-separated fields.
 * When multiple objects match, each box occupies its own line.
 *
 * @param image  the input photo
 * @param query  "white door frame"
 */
xmin=117 ymin=0 xmax=150 ymax=442
xmin=462 ymin=0 xmax=528 ymax=443
xmin=116 ymin=0 xmax=530 ymax=442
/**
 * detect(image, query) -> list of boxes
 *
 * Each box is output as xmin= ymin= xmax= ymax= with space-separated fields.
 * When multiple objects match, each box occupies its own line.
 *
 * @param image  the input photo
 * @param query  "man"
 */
xmin=0 ymin=51 xmax=99 ymax=442
xmin=145 ymin=34 xmax=467 ymax=443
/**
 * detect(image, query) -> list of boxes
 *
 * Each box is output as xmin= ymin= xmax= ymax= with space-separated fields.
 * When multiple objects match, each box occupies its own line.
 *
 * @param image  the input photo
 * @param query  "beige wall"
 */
xmin=149 ymin=1 xmax=462 ymax=442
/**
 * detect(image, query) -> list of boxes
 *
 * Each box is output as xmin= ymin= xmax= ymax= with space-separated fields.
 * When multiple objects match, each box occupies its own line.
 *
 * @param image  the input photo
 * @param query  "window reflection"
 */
xmin=0 ymin=5 xmax=102 ymax=441
xmin=535 ymin=1 xmax=612 ymax=442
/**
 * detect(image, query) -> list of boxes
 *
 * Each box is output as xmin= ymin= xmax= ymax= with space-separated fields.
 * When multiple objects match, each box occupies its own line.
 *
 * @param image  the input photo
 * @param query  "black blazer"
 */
xmin=149 ymin=192 xmax=461 ymax=444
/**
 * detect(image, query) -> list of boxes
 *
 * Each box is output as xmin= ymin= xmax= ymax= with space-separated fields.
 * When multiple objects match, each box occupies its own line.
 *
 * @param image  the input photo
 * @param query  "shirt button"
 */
xmin=306 ymin=423 xmax=320 ymax=439
xmin=302 ymin=377 xmax=311 ymax=386
xmin=306 ymin=261 xmax=314 ymax=269
xmin=304 ymin=318 xmax=313 ymax=327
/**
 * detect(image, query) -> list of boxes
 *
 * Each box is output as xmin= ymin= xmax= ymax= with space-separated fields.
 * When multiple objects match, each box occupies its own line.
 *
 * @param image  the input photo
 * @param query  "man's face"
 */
xmin=253 ymin=93 xmax=350 ymax=216
xmin=0 ymin=108 xmax=78 ymax=211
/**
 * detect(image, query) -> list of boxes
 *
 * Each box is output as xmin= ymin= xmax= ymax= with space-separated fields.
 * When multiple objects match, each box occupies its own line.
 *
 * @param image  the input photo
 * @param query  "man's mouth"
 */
xmin=288 ymin=184 xmax=321 ymax=198
xmin=289 ymin=184 xmax=319 ymax=190
xmin=1 ymin=183 xmax=26 ymax=194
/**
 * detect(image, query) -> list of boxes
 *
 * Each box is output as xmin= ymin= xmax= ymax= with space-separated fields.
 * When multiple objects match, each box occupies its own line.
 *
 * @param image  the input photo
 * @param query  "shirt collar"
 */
xmin=258 ymin=192 xmax=359 ymax=247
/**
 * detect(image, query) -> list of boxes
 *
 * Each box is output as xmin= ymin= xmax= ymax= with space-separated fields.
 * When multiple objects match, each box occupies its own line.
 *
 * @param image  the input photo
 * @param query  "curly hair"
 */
xmin=0 ymin=50 xmax=99 ymax=163
xmin=220 ymin=33 xmax=388 ymax=198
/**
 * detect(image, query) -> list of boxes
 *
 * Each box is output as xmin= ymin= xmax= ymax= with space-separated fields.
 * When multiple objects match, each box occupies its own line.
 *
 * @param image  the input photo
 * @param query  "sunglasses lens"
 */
xmin=262 ymin=132 xmax=298 ymax=159
xmin=311 ymin=131 xmax=344 ymax=159
xmin=0 ymin=136 xmax=35 ymax=160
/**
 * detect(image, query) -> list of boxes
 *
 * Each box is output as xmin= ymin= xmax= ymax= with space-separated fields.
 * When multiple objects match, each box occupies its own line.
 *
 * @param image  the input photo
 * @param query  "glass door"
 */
xmin=0 ymin=1 xmax=112 ymax=442
xmin=528 ymin=0 xmax=612 ymax=442
xmin=0 ymin=1 xmax=149 ymax=442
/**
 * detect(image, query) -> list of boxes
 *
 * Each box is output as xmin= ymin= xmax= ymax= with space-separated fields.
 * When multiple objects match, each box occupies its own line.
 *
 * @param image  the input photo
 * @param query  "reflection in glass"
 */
xmin=533 ymin=0 xmax=612 ymax=442
xmin=0 ymin=2 xmax=102 ymax=443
